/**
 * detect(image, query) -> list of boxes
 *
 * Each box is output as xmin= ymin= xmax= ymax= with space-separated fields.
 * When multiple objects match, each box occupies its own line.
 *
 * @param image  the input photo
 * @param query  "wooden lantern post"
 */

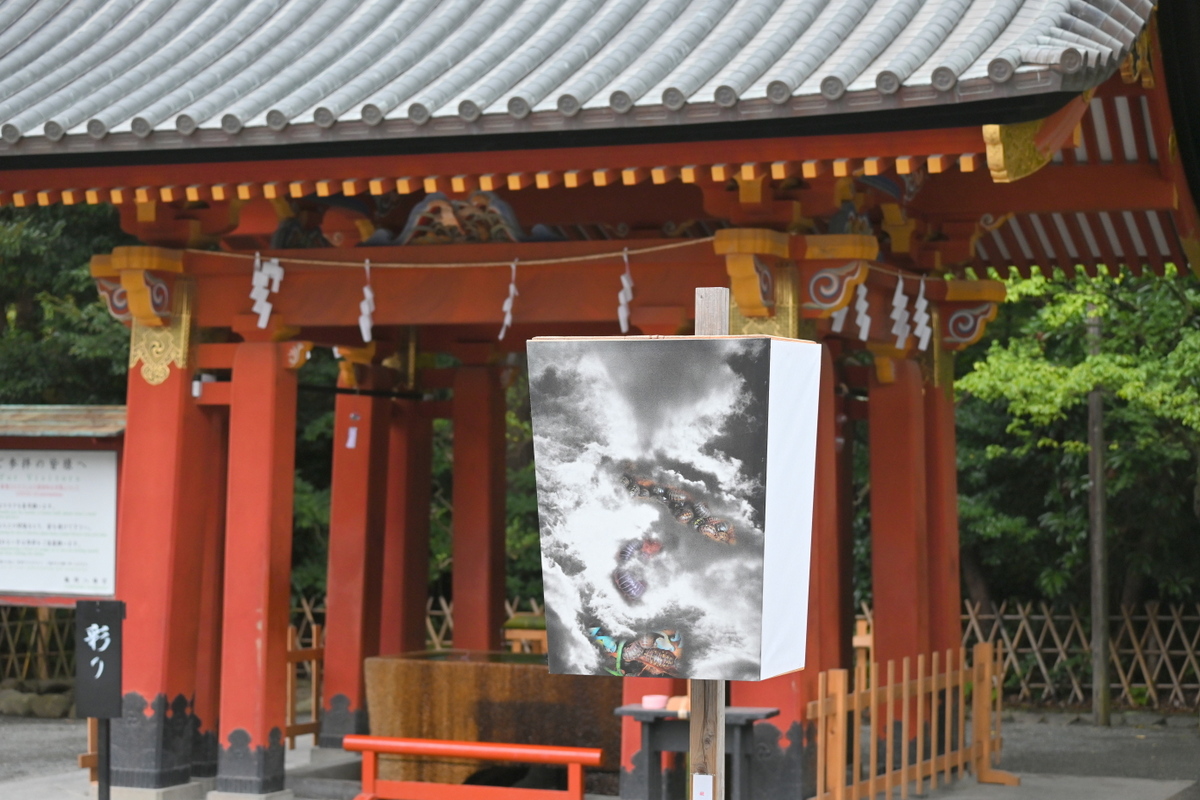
xmin=690 ymin=287 xmax=728 ymax=800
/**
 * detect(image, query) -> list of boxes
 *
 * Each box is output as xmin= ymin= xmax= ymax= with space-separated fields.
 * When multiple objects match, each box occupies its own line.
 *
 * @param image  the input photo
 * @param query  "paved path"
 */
xmin=0 ymin=714 xmax=1196 ymax=799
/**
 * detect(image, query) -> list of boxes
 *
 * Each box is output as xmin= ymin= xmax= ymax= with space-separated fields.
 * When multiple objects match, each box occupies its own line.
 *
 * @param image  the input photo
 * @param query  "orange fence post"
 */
xmin=827 ymin=669 xmax=848 ymax=800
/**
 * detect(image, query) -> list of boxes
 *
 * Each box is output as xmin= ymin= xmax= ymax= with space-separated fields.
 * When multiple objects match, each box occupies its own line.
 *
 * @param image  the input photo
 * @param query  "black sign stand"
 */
xmin=75 ymin=600 xmax=125 ymax=800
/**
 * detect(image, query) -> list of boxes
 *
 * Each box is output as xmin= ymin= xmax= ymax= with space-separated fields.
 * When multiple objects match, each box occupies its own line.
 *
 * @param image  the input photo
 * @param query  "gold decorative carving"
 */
xmin=984 ymin=120 xmax=1051 ymax=184
xmin=983 ymin=93 xmax=1092 ymax=183
xmin=129 ymin=280 xmax=192 ymax=386
xmin=730 ymin=264 xmax=799 ymax=337
xmin=1121 ymin=24 xmax=1155 ymax=89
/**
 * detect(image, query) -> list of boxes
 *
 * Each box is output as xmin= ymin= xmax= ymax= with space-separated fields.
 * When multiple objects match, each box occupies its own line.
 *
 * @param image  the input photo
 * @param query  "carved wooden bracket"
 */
xmin=90 ymin=246 xmax=185 ymax=328
xmin=983 ymin=92 xmax=1092 ymax=184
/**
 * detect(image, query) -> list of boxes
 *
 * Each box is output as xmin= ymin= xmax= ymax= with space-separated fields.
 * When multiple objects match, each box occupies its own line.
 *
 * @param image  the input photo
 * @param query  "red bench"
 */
xmin=342 ymin=735 xmax=604 ymax=800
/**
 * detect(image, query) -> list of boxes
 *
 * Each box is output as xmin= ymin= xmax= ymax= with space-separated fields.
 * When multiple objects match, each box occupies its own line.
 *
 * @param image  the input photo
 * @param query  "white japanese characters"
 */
xmin=84 ymin=622 xmax=111 ymax=678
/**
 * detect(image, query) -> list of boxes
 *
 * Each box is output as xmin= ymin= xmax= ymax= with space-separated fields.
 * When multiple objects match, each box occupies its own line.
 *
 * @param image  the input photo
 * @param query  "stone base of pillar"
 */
xmin=110 ymin=782 xmax=206 ymax=800
xmin=207 ymin=791 xmax=293 ymax=800
xmin=191 ymin=777 xmax=217 ymax=794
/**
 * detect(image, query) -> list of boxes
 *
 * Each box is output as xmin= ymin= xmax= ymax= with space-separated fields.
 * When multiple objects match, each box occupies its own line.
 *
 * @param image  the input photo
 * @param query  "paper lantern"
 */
xmin=527 ymin=335 xmax=821 ymax=681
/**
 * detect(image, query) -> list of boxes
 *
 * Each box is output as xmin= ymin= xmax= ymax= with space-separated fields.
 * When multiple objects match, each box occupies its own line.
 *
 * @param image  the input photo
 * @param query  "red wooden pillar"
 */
xmin=320 ymin=379 xmax=390 ymax=747
xmin=925 ymin=375 xmax=962 ymax=656
xmin=451 ymin=366 xmax=506 ymax=651
xmin=869 ymin=359 xmax=931 ymax=666
xmin=192 ymin=407 xmax=228 ymax=781
xmin=728 ymin=343 xmax=846 ymax=800
xmin=215 ymin=342 xmax=298 ymax=795
xmin=111 ymin=364 xmax=213 ymax=791
xmin=378 ymin=399 xmax=433 ymax=656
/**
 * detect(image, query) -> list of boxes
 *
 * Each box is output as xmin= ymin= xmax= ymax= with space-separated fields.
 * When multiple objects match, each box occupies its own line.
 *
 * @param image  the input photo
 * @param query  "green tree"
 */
xmin=956 ymin=268 xmax=1200 ymax=607
xmin=0 ymin=205 xmax=134 ymax=404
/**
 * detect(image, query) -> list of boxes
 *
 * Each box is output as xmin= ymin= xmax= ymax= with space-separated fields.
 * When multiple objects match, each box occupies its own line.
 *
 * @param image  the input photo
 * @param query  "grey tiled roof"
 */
xmin=0 ymin=0 xmax=1154 ymax=155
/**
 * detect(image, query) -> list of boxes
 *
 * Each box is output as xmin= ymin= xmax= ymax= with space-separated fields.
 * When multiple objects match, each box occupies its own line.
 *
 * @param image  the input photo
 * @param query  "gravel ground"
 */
xmin=998 ymin=717 xmax=1200 ymax=782
xmin=0 ymin=716 xmax=86 ymax=783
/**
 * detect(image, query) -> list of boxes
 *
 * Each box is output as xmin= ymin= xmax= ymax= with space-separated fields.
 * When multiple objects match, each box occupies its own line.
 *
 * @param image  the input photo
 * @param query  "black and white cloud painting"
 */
xmin=528 ymin=336 xmax=776 ymax=681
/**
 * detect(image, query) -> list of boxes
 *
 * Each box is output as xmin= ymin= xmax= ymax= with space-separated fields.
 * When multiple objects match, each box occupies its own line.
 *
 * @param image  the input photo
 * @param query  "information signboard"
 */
xmin=0 ymin=449 xmax=118 ymax=596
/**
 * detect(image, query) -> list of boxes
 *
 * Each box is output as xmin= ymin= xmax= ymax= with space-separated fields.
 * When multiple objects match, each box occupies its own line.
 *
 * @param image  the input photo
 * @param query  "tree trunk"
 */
xmin=960 ymin=547 xmax=993 ymax=612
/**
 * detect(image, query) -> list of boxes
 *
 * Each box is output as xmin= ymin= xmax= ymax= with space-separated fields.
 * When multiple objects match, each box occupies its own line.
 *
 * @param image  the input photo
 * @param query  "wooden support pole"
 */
xmin=321 ymin=375 xmax=390 ymax=746
xmin=216 ymin=342 xmax=298 ymax=794
xmin=1087 ymin=306 xmax=1110 ymax=725
xmin=691 ymin=287 xmax=728 ymax=800
xmin=450 ymin=366 xmax=507 ymax=651
xmin=378 ymin=399 xmax=434 ymax=655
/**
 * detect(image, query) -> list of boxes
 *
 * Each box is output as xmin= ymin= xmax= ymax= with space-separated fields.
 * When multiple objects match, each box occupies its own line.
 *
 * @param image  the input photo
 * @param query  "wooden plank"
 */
xmin=868 ymin=662 xmax=878 ymax=800
xmin=61 ymin=188 xmax=83 ymax=205
xmin=802 ymin=160 xmax=826 ymax=179
xmin=535 ymin=171 xmax=561 ymax=189
xmin=286 ymin=625 xmax=297 ymax=749
xmin=711 ymin=163 xmax=734 ymax=182
xmin=368 ymin=177 xmax=392 ymax=195
xmin=915 ymin=654 xmax=925 ymax=795
xmin=211 ymin=184 xmax=232 ymax=202
xmin=817 ymin=671 xmax=827 ymax=800
xmin=342 ymin=178 xmax=367 ymax=196
xmin=479 ymin=173 xmax=503 ymax=191
xmin=829 ymin=670 xmax=848 ymax=800
xmin=689 ymin=285 xmax=728 ymax=800
xmin=262 ymin=181 xmax=286 ymax=199
xmin=315 ymin=179 xmax=341 ymax=197
xmin=901 ymin=657 xmax=910 ymax=800
xmin=943 ymin=650 xmax=952 ymax=785
xmin=851 ymin=664 xmax=861 ymax=800
xmin=885 ymin=660 xmax=895 ymax=800
xmin=36 ymin=189 xmax=61 ymax=206
xmin=958 ymin=647 xmax=967 ymax=778
xmin=423 ymin=175 xmax=448 ymax=194
xmin=237 ymin=183 xmax=261 ymax=200
xmin=896 ymin=156 xmax=925 ymax=175
xmin=959 ymin=153 xmax=981 ymax=172
xmin=930 ymin=651 xmax=939 ymax=790
xmin=446 ymin=174 xmax=476 ymax=194
xmin=680 ymin=165 xmax=706 ymax=184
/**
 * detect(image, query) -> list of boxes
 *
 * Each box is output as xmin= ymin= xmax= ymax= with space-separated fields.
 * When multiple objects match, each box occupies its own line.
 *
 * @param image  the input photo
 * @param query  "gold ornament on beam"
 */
xmin=129 ymin=279 xmax=192 ymax=386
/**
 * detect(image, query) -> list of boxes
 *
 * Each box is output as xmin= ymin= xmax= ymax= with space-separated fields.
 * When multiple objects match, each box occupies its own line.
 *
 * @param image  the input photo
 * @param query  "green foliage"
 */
xmin=0 ymin=205 xmax=134 ymax=404
xmin=956 ymin=266 xmax=1200 ymax=605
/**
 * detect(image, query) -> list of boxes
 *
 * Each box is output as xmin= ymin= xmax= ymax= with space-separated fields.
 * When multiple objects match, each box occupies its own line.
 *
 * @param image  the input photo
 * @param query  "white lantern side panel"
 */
xmin=760 ymin=338 xmax=822 ymax=680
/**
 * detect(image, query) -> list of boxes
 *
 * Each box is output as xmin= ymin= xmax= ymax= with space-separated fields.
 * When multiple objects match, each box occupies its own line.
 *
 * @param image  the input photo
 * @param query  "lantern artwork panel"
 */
xmin=527 ymin=335 xmax=820 ymax=682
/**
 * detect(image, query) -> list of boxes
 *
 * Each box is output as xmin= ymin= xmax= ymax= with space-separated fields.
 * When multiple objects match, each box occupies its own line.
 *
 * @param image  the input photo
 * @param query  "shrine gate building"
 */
xmin=0 ymin=1 xmax=1192 ymax=798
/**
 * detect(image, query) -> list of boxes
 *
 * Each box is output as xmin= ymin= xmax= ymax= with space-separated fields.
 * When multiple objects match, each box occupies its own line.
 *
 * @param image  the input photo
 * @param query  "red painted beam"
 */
xmin=0 ymin=128 xmax=988 ymax=195
xmin=184 ymin=240 xmax=725 ymax=329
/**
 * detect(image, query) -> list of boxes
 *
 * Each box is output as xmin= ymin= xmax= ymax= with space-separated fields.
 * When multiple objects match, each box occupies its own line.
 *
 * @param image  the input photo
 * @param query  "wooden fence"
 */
xmin=286 ymin=623 xmax=323 ymax=749
xmin=0 ymin=605 xmax=74 ymax=681
xmin=15 ymin=597 xmax=1200 ymax=710
xmin=960 ymin=601 xmax=1200 ymax=710
xmin=808 ymin=642 xmax=1018 ymax=800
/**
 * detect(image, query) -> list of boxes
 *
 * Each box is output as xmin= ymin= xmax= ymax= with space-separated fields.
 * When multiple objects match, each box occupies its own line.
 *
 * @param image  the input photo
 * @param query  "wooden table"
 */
xmin=613 ymin=705 xmax=780 ymax=800
xmin=364 ymin=650 xmax=621 ymax=785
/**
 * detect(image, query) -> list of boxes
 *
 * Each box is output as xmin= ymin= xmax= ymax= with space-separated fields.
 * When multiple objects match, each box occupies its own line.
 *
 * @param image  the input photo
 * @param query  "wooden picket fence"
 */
xmin=285 ymin=623 xmax=324 ymax=749
xmin=808 ymin=642 xmax=1018 ymax=800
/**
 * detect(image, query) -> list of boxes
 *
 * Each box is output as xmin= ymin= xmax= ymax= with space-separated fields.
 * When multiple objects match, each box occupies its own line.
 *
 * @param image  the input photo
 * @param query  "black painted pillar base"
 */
xmin=316 ymin=693 xmax=369 ymax=749
xmin=617 ymin=720 xmax=815 ymax=800
xmin=191 ymin=720 xmax=219 ymax=779
xmin=215 ymin=728 xmax=286 ymax=795
xmin=111 ymin=693 xmax=196 ymax=789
